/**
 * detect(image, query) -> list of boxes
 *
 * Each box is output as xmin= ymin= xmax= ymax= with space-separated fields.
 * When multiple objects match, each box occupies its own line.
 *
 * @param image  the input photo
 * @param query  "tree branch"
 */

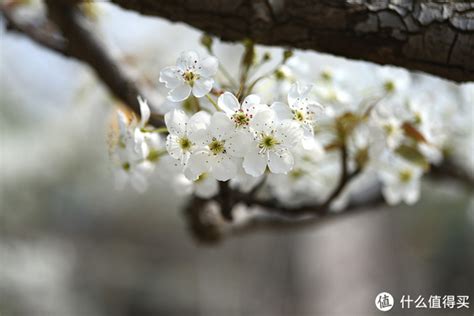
xmin=1 ymin=6 xmax=68 ymax=57
xmin=1 ymin=1 xmax=164 ymax=126
xmin=110 ymin=0 xmax=474 ymax=82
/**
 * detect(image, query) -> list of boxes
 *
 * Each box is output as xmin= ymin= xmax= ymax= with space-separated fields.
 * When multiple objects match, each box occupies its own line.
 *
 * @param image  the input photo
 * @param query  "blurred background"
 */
xmin=1 ymin=2 xmax=473 ymax=316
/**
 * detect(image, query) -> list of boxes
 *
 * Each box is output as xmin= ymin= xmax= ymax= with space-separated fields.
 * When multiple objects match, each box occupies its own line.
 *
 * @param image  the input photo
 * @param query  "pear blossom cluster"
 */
xmin=110 ymin=46 xmax=473 ymax=209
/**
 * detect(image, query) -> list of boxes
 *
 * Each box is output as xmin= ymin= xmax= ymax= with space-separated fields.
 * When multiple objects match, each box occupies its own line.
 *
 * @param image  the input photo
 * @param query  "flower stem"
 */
xmin=154 ymin=127 xmax=168 ymax=133
xmin=219 ymin=65 xmax=238 ymax=88
xmin=206 ymin=94 xmax=220 ymax=111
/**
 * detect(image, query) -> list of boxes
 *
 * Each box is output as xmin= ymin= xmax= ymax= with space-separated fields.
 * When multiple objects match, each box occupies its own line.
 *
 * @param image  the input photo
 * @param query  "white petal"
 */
xmin=165 ymin=109 xmax=188 ymax=137
xmin=301 ymin=125 xmax=315 ymax=149
xmin=302 ymin=135 xmax=317 ymax=150
xmin=288 ymin=82 xmax=313 ymax=107
xmin=114 ymin=169 xmax=128 ymax=190
xmin=218 ymin=92 xmax=240 ymax=116
xmin=243 ymin=147 xmax=267 ymax=177
xmin=241 ymin=94 xmax=261 ymax=111
xmin=137 ymin=95 xmax=150 ymax=126
xmin=226 ymin=130 xmax=252 ymax=157
xmin=268 ymin=150 xmax=294 ymax=174
xmin=274 ymin=121 xmax=303 ymax=148
xmin=404 ymin=182 xmax=420 ymax=204
xmin=130 ymin=171 xmax=148 ymax=193
xmin=117 ymin=111 xmax=129 ymax=135
xmin=249 ymin=109 xmax=275 ymax=134
xmin=210 ymin=112 xmax=234 ymax=139
xmin=199 ymin=56 xmax=218 ymax=77
xmin=195 ymin=176 xmax=218 ymax=198
xmin=184 ymin=151 xmax=211 ymax=180
xmin=166 ymin=135 xmax=184 ymax=160
xmin=192 ymin=78 xmax=213 ymax=98
xmin=382 ymin=185 xmax=401 ymax=205
xmin=159 ymin=66 xmax=182 ymax=89
xmin=187 ymin=111 xmax=211 ymax=140
xmin=177 ymin=50 xmax=200 ymax=71
xmin=189 ymin=128 xmax=211 ymax=147
xmin=211 ymin=156 xmax=237 ymax=181
xmin=270 ymin=102 xmax=293 ymax=121
xmin=168 ymin=83 xmax=192 ymax=102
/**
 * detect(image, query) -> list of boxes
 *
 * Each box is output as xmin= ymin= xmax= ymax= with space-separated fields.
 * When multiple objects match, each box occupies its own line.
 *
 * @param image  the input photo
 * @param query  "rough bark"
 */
xmin=41 ymin=0 xmax=165 ymax=126
xmin=110 ymin=0 xmax=474 ymax=82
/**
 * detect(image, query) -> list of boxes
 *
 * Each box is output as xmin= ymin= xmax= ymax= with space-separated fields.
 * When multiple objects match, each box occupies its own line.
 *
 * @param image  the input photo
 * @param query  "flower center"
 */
xmin=384 ymin=80 xmax=395 ymax=93
xmin=383 ymin=123 xmax=395 ymax=135
xmin=195 ymin=173 xmax=208 ymax=183
xmin=293 ymin=110 xmax=305 ymax=122
xmin=321 ymin=70 xmax=332 ymax=82
xmin=399 ymin=169 xmax=412 ymax=183
xmin=209 ymin=139 xmax=225 ymax=155
xmin=289 ymin=168 xmax=304 ymax=179
xmin=147 ymin=149 xmax=165 ymax=162
xmin=414 ymin=112 xmax=422 ymax=125
xmin=232 ymin=110 xmax=250 ymax=126
xmin=259 ymin=134 xmax=279 ymax=151
xmin=122 ymin=162 xmax=130 ymax=171
xmin=183 ymin=71 xmax=198 ymax=86
xmin=179 ymin=137 xmax=192 ymax=151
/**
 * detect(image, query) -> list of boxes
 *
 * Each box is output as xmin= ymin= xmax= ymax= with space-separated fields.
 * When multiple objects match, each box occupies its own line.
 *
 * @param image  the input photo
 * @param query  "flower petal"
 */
xmin=166 ymin=134 xmax=184 ymax=160
xmin=177 ymin=50 xmax=200 ymax=71
xmin=194 ymin=175 xmax=218 ymax=198
xmin=243 ymin=147 xmax=267 ymax=177
xmin=137 ymin=96 xmax=150 ymax=127
xmin=241 ymin=94 xmax=261 ymax=111
xmin=249 ymin=109 xmax=275 ymax=134
xmin=288 ymin=82 xmax=313 ymax=107
xmin=218 ymin=92 xmax=240 ymax=116
xmin=226 ymin=130 xmax=251 ymax=157
xmin=168 ymin=84 xmax=192 ymax=102
xmin=274 ymin=121 xmax=303 ymax=148
xmin=270 ymin=102 xmax=292 ymax=121
xmin=187 ymin=111 xmax=211 ymax=138
xmin=211 ymin=156 xmax=237 ymax=181
xmin=184 ymin=150 xmax=211 ymax=180
xmin=165 ymin=109 xmax=188 ymax=137
xmin=268 ymin=149 xmax=294 ymax=174
xmin=192 ymin=78 xmax=213 ymax=98
xmin=199 ymin=56 xmax=218 ymax=77
xmin=210 ymin=112 xmax=234 ymax=139
xmin=159 ymin=66 xmax=182 ymax=89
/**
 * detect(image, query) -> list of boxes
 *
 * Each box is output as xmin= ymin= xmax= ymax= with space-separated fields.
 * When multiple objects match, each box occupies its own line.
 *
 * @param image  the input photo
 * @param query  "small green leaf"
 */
xmin=396 ymin=145 xmax=429 ymax=170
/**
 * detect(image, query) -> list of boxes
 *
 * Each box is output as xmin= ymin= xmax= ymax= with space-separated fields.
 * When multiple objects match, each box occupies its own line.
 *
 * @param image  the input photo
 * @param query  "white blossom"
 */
xmin=271 ymin=82 xmax=324 ymax=149
xmin=218 ymin=92 xmax=268 ymax=128
xmin=184 ymin=112 xmax=249 ymax=181
xmin=165 ymin=109 xmax=210 ymax=165
xmin=379 ymin=157 xmax=422 ymax=205
xmin=159 ymin=50 xmax=218 ymax=102
xmin=243 ymin=109 xmax=303 ymax=177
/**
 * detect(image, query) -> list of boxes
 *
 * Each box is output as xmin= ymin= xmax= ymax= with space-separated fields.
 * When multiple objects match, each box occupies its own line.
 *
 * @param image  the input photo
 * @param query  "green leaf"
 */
xmin=396 ymin=145 xmax=429 ymax=170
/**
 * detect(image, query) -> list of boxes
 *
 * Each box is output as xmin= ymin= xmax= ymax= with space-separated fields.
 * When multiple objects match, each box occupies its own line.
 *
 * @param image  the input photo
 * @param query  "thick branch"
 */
xmin=2 ymin=1 xmax=164 ymax=126
xmin=1 ymin=7 xmax=68 ymax=56
xmin=44 ymin=0 xmax=164 ymax=126
xmin=110 ymin=0 xmax=474 ymax=82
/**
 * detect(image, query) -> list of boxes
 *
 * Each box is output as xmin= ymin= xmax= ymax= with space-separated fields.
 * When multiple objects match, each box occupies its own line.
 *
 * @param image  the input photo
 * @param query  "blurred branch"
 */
xmin=110 ymin=0 xmax=474 ymax=82
xmin=430 ymin=160 xmax=474 ymax=190
xmin=184 ymin=188 xmax=386 ymax=243
xmin=1 ymin=6 xmax=68 ymax=57
xmin=185 ymin=156 xmax=472 ymax=243
xmin=1 ymin=1 xmax=164 ymax=127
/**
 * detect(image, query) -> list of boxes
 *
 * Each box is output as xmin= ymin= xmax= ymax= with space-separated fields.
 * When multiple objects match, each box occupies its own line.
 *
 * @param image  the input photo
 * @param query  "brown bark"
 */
xmin=110 ymin=0 xmax=474 ymax=82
